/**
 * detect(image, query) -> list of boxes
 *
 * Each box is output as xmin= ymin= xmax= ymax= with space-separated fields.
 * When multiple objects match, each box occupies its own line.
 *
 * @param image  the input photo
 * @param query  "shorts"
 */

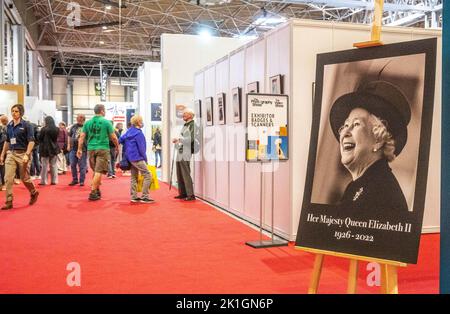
xmin=88 ymin=150 xmax=110 ymax=174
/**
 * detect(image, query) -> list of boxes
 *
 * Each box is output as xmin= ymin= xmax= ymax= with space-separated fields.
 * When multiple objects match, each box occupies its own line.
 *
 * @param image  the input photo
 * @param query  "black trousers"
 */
xmin=176 ymin=159 xmax=194 ymax=197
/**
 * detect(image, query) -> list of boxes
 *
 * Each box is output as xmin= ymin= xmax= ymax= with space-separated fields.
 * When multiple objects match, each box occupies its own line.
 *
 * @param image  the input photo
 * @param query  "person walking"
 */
xmin=119 ymin=115 xmax=154 ymax=203
xmin=38 ymin=116 xmax=60 ymax=185
xmin=172 ymin=108 xmax=197 ymax=201
xmin=57 ymin=122 xmax=68 ymax=174
xmin=29 ymin=122 xmax=41 ymax=180
xmin=67 ymin=114 xmax=87 ymax=186
xmin=152 ymin=127 xmax=162 ymax=168
xmin=0 ymin=115 xmax=9 ymax=191
xmin=77 ymin=104 xmax=119 ymax=201
xmin=0 ymin=104 xmax=39 ymax=210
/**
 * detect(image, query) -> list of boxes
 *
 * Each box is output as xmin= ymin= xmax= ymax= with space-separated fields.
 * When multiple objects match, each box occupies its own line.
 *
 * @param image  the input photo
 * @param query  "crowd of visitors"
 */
xmin=0 ymin=103 xmax=197 ymax=210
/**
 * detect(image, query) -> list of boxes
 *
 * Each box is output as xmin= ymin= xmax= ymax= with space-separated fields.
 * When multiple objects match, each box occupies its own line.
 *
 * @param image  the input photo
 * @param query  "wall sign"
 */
xmin=99 ymin=63 xmax=108 ymax=102
xmin=246 ymin=93 xmax=289 ymax=162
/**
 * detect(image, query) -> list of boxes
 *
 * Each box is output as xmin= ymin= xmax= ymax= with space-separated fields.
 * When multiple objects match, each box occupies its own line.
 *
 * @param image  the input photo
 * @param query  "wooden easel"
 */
xmin=354 ymin=0 xmax=385 ymax=48
xmin=298 ymin=246 xmax=407 ymax=294
xmin=300 ymin=0 xmax=408 ymax=294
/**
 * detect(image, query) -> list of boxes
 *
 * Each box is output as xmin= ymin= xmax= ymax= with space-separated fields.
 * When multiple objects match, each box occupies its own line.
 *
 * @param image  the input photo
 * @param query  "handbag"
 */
xmin=137 ymin=165 xmax=160 ymax=192
xmin=119 ymin=158 xmax=131 ymax=171
xmin=119 ymin=142 xmax=131 ymax=171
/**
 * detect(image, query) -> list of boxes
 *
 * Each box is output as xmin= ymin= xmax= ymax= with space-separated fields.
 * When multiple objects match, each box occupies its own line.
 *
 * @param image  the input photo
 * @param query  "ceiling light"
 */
xmin=99 ymin=41 xmax=105 ymax=45
xmin=199 ymin=29 xmax=212 ymax=38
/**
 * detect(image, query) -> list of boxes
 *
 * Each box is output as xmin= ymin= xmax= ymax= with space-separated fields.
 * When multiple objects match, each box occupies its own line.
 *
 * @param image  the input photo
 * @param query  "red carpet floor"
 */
xmin=0 ymin=172 xmax=439 ymax=294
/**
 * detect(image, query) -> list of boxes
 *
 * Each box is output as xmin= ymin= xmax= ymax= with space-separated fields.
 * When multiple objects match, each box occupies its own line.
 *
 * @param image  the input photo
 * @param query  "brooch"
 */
xmin=353 ymin=187 xmax=364 ymax=201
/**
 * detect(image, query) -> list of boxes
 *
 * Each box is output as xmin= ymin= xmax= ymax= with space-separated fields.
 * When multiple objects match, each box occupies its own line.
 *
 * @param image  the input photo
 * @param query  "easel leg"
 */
xmin=308 ymin=254 xmax=324 ymax=294
xmin=347 ymin=259 xmax=359 ymax=294
xmin=380 ymin=264 xmax=398 ymax=294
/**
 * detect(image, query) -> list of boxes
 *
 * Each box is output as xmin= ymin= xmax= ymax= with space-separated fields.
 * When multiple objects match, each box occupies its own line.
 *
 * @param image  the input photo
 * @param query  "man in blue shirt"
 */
xmin=0 ymin=104 xmax=39 ymax=210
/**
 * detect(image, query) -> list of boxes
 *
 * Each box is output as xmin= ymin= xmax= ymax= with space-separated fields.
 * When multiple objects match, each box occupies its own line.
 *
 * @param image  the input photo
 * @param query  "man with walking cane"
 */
xmin=171 ymin=108 xmax=198 ymax=201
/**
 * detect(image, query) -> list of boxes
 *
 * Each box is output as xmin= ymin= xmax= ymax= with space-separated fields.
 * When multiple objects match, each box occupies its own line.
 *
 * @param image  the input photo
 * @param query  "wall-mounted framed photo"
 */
xmin=217 ymin=92 xmax=226 ymax=125
xmin=247 ymin=81 xmax=259 ymax=93
xmin=194 ymin=99 xmax=202 ymax=119
xmin=232 ymin=87 xmax=242 ymax=123
xmin=151 ymin=103 xmax=162 ymax=121
xmin=270 ymin=74 xmax=284 ymax=94
xmin=205 ymin=97 xmax=214 ymax=126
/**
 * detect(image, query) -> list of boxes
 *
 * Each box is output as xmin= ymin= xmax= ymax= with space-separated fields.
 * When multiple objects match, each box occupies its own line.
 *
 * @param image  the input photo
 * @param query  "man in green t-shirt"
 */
xmin=77 ymin=104 xmax=119 ymax=201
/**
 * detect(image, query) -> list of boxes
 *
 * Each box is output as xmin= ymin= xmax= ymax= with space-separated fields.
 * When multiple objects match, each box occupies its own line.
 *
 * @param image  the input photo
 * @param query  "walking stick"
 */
xmin=169 ymin=143 xmax=177 ymax=191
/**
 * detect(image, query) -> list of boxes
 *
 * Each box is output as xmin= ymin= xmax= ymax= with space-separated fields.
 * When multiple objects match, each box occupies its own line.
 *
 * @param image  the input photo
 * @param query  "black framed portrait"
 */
xmin=295 ymin=38 xmax=437 ymax=264
xmin=247 ymin=81 xmax=259 ymax=93
xmin=194 ymin=99 xmax=202 ymax=119
xmin=217 ymin=92 xmax=226 ymax=125
xmin=270 ymin=74 xmax=284 ymax=94
xmin=232 ymin=87 xmax=242 ymax=123
xmin=205 ymin=97 xmax=213 ymax=126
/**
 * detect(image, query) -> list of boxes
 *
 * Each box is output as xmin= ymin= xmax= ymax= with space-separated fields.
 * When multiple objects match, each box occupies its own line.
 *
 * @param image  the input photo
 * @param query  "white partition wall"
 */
xmin=194 ymin=72 xmax=205 ymax=198
xmin=161 ymin=34 xmax=252 ymax=183
xmin=203 ymin=65 xmax=217 ymax=202
xmin=244 ymin=38 xmax=266 ymax=225
xmin=264 ymin=25 xmax=292 ymax=236
xmin=193 ymin=19 xmax=442 ymax=239
xmin=215 ymin=57 xmax=230 ymax=209
xmin=137 ymin=62 xmax=162 ymax=160
xmin=228 ymin=48 xmax=246 ymax=215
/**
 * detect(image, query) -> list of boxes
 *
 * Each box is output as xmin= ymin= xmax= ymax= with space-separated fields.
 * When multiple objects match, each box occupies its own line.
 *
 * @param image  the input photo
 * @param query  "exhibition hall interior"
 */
xmin=0 ymin=0 xmax=447 ymax=294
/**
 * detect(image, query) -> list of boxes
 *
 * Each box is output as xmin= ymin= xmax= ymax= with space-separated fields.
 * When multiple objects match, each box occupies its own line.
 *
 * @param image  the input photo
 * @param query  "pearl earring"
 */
xmin=373 ymin=148 xmax=378 ymax=152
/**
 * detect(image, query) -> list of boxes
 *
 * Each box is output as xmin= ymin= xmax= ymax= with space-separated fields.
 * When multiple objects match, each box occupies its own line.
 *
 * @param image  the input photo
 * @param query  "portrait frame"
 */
xmin=295 ymin=38 xmax=437 ymax=264
xmin=194 ymin=99 xmax=202 ymax=119
xmin=151 ymin=103 xmax=162 ymax=121
xmin=217 ymin=92 xmax=226 ymax=125
xmin=269 ymin=74 xmax=283 ymax=94
xmin=247 ymin=81 xmax=259 ymax=93
xmin=232 ymin=87 xmax=242 ymax=123
xmin=205 ymin=97 xmax=214 ymax=126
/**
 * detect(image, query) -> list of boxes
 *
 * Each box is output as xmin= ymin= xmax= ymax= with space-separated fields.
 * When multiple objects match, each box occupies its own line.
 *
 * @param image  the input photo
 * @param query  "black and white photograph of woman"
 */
xmin=310 ymin=53 xmax=430 ymax=215
xmin=329 ymin=79 xmax=410 ymax=215
xmin=296 ymin=38 xmax=437 ymax=263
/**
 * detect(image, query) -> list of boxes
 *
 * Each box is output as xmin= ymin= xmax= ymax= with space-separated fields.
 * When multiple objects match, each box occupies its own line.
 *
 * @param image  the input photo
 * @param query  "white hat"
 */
xmin=183 ymin=107 xmax=195 ymax=117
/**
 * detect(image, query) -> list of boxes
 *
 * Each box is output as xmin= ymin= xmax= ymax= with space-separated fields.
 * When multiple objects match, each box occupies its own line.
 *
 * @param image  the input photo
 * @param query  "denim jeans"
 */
xmin=108 ymin=147 xmax=117 ymax=176
xmin=30 ymin=149 xmax=41 ymax=177
xmin=155 ymin=149 xmax=162 ymax=167
xmin=69 ymin=150 xmax=87 ymax=183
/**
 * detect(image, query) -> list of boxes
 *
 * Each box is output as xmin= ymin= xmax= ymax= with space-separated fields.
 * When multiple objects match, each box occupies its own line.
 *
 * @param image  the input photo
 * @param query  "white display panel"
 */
xmin=264 ymin=26 xmax=292 ymax=235
xmin=228 ymin=48 xmax=246 ymax=214
xmin=244 ymin=38 xmax=266 ymax=222
xmin=215 ymin=57 xmax=230 ymax=208
xmin=204 ymin=66 xmax=216 ymax=201
xmin=194 ymin=72 xmax=205 ymax=198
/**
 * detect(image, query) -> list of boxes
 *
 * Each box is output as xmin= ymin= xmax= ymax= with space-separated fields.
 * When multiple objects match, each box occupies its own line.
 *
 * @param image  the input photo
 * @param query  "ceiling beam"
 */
xmin=263 ymin=0 xmax=441 ymax=12
xmin=37 ymin=45 xmax=156 ymax=56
